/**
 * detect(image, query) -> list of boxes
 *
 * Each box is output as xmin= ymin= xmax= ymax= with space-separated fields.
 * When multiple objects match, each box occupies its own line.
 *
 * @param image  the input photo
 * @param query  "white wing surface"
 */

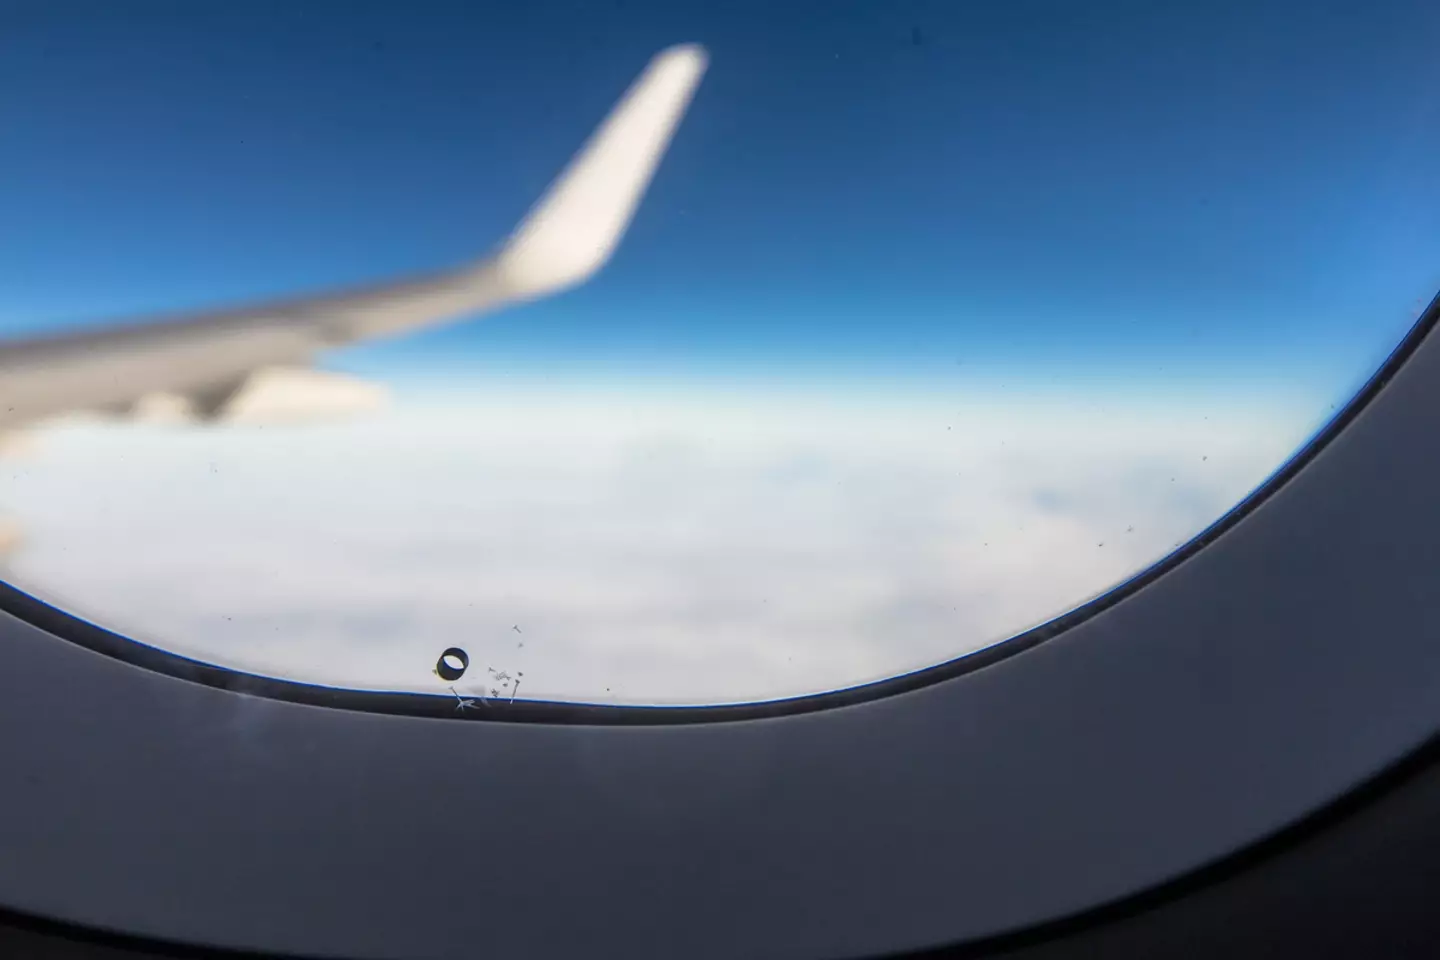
xmin=0 ymin=44 xmax=708 ymax=431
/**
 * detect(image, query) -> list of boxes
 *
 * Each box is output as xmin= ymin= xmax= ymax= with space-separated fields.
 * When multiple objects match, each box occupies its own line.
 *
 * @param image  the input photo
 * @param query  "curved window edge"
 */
xmin=1 ymin=290 xmax=1435 ymax=725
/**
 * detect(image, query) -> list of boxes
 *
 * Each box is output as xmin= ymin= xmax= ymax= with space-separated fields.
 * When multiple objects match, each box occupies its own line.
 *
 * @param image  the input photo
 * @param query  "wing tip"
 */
xmin=658 ymin=42 xmax=709 ymax=73
xmin=488 ymin=42 xmax=709 ymax=300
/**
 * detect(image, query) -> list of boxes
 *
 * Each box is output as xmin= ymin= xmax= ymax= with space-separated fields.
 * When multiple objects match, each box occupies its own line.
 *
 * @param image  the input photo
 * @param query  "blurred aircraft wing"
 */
xmin=0 ymin=43 xmax=708 ymax=431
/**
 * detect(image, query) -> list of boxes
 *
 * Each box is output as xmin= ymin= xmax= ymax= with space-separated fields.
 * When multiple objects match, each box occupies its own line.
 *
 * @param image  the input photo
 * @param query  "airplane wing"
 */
xmin=0 ymin=44 xmax=708 ymax=431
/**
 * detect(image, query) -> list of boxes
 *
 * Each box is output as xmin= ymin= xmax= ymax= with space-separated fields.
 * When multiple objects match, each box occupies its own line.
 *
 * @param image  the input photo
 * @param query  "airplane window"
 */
xmin=1 ymin=2 xmax=1437 ymax=707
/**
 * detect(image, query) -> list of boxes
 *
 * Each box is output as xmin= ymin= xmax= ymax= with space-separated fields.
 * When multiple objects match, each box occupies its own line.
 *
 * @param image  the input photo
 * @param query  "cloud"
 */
xmin=0 ymin=386 xmax=1317 ymax=705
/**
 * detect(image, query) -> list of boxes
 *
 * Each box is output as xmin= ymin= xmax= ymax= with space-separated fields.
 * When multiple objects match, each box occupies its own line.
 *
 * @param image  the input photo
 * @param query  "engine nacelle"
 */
xmin=213 ymin=366 xmax=389 ymax=424
xmin=126 ymin=367 xmax=389 ymax=426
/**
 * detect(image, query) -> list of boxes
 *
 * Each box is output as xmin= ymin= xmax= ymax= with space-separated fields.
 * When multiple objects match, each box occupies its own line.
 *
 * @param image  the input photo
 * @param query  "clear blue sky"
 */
xmin=2 ymin=0 xmax=1438 ymax=405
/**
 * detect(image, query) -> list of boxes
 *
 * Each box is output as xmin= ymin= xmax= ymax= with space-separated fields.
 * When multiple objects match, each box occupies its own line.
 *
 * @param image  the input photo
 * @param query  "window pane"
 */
xmin=2 ymin=1 xmax=1437 ymax=705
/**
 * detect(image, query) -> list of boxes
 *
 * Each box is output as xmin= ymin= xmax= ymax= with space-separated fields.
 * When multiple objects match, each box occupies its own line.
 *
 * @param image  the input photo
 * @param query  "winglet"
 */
xmin=487 ymin=43 xmax=708 ymax=300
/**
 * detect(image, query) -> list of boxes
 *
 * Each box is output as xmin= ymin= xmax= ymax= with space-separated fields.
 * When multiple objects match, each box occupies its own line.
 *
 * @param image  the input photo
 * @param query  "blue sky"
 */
xmin=2 ymin=0 xmax=1438 ymax=406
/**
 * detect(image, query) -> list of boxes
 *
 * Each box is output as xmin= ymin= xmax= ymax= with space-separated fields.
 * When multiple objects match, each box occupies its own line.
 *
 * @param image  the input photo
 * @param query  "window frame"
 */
xmin=0 ymin=296 xmax=1436 ymax=959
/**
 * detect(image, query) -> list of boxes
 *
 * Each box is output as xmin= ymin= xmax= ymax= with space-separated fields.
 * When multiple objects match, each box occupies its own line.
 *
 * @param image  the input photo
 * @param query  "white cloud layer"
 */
xmin=0 ymin=386 xmax=1320 ymax=705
